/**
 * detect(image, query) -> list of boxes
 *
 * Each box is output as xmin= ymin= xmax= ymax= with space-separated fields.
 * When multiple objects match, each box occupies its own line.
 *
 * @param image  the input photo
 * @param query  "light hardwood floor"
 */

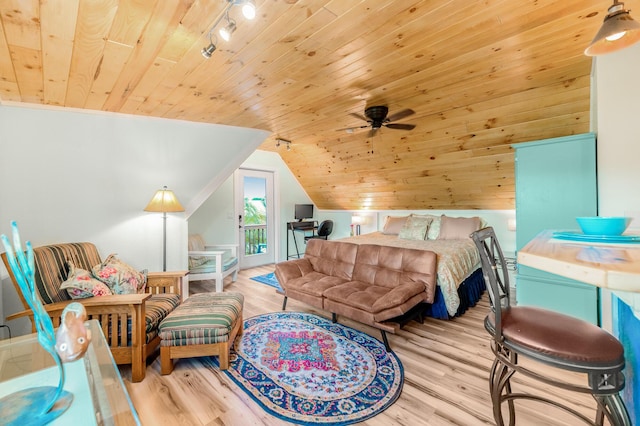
xmin=121 ymin=265 xmax=601 ymax=425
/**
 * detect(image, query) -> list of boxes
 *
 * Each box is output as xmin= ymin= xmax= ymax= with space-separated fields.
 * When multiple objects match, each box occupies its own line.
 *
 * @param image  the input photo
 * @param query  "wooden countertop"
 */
xmin=518 ymin=230 xmax=640 ymax=293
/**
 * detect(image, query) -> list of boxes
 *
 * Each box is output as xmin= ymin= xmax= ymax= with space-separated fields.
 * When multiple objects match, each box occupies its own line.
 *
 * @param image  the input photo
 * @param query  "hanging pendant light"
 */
xmin=585 ymin=1 xmax=640 ymax=56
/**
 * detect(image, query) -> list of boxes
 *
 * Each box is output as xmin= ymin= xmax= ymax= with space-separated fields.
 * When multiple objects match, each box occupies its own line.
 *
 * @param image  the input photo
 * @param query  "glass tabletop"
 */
xmin=0 ymin=319 xmax=140 ymax=425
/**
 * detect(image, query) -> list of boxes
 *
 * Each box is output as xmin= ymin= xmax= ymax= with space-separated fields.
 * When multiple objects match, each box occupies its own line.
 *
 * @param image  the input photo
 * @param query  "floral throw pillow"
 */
xmin=92 ymin=254 xmax=147 ymax=295
xmin=60 ymin=262 xmax=113 ymax=299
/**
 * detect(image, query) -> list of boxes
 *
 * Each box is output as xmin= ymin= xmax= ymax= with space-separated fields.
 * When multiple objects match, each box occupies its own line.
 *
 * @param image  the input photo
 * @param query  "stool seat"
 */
xmin=488 ymin=306 xmax=625 ymax=371
xmin=159 ymin=292 xmax=244 ymax=373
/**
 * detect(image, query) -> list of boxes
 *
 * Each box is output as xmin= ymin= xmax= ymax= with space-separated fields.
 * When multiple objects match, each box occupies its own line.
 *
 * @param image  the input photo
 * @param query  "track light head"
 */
xmin=242 ymin=0 xmax=256 ymax=19
xmin=201 ymin=42 xmax=217 ymax=58
xmin=219 ymin=19 xmax=237 ymax=42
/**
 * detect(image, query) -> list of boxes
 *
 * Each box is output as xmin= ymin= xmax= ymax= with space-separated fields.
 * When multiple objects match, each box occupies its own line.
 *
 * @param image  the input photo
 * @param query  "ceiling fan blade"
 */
xmin=367 ymin=128 xmax=378 ymax=138
xmin=385 ymin=123 xmax=416 ymax=130
xmin=386 ymin=108 xmax=415 ymax=122
xmin=349 ymin=112 xmax=369 ymax=122
xmin=336 ymin=124 xmax=370 ymax=132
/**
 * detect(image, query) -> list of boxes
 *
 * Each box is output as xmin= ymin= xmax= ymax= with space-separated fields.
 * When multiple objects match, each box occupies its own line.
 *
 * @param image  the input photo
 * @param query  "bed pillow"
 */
xmin=437 ymin=215 xmax=482 ymax=240
xmin=60 ymin=262 xmax=113 ymax=299
xmin=92 ymin=254 xmax=147 ymax=295
xmin=398 ymin=215 xmax=433 ymax=240
xmin=382 ymin=216 xmax=409 ymax=235
xmin=411 ymin=214 xmax=441 ymax=239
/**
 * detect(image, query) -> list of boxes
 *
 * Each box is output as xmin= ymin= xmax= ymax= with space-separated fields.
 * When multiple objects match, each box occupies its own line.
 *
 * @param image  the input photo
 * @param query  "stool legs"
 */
xmin=489 ymin=341 xmax=631 ymax=426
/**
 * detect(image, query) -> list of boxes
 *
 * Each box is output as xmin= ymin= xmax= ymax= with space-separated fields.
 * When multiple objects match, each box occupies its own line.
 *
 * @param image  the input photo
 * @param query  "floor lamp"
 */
xmin=144 ymin=186 xmax=185 ymax=271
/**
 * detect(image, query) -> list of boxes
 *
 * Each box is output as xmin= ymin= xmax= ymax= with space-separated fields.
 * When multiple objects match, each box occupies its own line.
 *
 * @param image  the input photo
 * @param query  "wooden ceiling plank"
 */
xmin=0 ymin=0 xmax=42 ymax=102
xmin=85 ymin=41 xmax=134 ymax=110
xmin=102 ymin=0 xmax=194 ymax=112
xmin=0 ymin=15 xmax=19 ymax=100
xmin=0 ymin=0 xmax=40 ymax=50
xmin=40 ymin=0 xmax=79 ymax=106
xmin=108 ymin=0 xmax=159 ymax=46
xmin=119 ymin=57 xmax=176 ymax=114
xmin=8 ymin=46 xmax=43 ymax=102
xmin=65 ymin=0 xmax=119 ymax=108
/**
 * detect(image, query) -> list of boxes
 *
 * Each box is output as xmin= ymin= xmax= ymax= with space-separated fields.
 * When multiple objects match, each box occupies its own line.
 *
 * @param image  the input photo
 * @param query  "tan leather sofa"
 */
xmin=275 ymin=239 xmax=437 ymax=349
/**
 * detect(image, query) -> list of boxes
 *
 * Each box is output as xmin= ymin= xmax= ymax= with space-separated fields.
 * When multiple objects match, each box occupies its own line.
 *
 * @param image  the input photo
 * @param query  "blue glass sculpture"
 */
xmin=0 ymin=221 xmax=90 ymax=425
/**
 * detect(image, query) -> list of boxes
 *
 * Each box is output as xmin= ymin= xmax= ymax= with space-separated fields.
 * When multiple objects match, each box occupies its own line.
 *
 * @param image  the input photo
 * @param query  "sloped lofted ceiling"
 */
xmin=0 ymin=0 xmax=610 ymax=210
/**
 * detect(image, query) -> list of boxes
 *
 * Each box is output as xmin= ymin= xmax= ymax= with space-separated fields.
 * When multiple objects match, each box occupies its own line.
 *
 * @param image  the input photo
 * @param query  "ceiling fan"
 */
xmin=338 ymin=105 xmax=416 ymax=138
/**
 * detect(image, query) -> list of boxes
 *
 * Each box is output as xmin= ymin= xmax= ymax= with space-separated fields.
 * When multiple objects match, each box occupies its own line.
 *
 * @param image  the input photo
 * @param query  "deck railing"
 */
xmin=244 ymin=224 xmax=267 ymax=255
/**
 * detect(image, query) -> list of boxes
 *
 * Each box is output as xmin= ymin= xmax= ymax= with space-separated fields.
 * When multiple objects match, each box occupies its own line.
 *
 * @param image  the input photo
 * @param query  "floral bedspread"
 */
xmin=340 ymin=232 xmax=480 ymax=316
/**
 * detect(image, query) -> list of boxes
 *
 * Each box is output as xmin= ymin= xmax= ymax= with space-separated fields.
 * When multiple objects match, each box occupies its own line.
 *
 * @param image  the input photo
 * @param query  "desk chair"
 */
xmin=470 ymin=227 xmax=630 ymax=426
xmin=304 ymin=220 xmax=333 ymax=243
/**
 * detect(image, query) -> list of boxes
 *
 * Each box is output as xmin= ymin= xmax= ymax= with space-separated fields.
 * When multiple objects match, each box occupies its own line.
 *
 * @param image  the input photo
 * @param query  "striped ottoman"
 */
xmin=159 ymin=292 xmax=244 ymax=373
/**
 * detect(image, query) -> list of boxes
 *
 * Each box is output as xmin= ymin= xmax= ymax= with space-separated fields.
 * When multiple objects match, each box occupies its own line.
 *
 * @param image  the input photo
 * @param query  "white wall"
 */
xmin=595 ymin=42 xmax=640 ymax=329
xmin=0 ymin=103 xmax=268 ymax=335
xmin=595 ymin=43 xmax=640 ymax=219
xmin=189 ymin=149 xmax=313 ymax=262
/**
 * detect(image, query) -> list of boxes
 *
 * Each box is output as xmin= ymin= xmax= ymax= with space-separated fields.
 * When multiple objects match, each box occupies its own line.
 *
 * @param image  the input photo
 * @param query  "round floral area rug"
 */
xmin=210 ymin=311 xmax=404 ymax=425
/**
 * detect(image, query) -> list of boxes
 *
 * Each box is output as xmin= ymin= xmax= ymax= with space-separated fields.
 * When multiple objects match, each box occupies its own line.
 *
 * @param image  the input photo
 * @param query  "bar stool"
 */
xmin=470 ymin=227 xmax=631 ymax=426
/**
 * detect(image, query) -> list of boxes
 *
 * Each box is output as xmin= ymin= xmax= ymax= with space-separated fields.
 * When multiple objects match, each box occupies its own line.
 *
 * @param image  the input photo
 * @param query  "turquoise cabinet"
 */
xmin=513 ymin=133 xmax=599 ymax=324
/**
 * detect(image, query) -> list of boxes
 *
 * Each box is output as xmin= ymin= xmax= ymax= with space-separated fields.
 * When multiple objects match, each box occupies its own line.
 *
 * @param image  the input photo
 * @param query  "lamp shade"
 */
xmin=351 ymin=215 xmax=366 ymax=225
xmin=144 ymin=186 xmax=185 ymax=213
xmin=585 ymin=1 xmax=640 ymax=56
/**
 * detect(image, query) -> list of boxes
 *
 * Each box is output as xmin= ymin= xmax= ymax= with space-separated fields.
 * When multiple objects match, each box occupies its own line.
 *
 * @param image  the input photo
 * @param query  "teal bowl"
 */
xmin=576 ymin=217 xmax=632 ymax=236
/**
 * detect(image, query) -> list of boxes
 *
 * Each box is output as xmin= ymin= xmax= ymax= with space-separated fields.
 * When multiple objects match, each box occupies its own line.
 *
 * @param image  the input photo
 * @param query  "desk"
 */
xmin=518 ymin=230 xmax=640 ymax=293
xmin=286 ymin=221 xmax=317 ymax=259
xmin=0 ymin=319 xmax=140 ymax=425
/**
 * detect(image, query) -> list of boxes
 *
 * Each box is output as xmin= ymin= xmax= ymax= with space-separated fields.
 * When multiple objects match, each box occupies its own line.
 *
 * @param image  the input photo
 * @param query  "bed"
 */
xmin=339 ymin=215 xmax=486 ymax=319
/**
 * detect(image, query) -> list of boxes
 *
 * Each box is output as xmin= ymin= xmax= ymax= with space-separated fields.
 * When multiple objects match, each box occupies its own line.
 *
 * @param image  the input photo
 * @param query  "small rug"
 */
xmin=250 ymin=272 xmax=282 ymax=290
xmin=206 ymin=312 xmax=404 ymax=425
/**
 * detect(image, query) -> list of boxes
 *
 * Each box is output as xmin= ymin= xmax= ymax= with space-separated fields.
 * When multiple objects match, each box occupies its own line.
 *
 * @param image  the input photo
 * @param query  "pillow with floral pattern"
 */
xmin=60 ymin=261 xmax=113 ymax=299
xmin=92 ymin=254 xmax=147 ymax=295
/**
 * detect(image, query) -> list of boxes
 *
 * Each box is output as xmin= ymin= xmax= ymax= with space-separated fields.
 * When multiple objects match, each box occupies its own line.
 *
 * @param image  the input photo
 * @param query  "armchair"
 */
xmin=188 ymin=234 xmax=239 ymax=292
xmin=1 ymin=242 xmax=187 ymax=382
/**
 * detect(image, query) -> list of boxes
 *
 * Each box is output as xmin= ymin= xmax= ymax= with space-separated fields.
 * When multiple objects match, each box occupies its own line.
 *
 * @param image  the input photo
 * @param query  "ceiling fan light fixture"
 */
xmin=219 ymin=18 xmax=237 ymax=42
xmin=585 ymin=1 xmax=640 ymax=56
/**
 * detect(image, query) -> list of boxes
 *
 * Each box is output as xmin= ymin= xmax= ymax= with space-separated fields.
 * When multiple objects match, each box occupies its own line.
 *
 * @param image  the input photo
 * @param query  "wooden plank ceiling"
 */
xmin=0 ymin=0 xmax=612 ymax=210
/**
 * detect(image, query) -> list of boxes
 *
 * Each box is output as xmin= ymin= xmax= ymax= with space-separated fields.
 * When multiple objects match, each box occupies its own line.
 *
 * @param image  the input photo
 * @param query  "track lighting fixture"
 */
xmin=219 ymin=16 xmax=237 ymax=42
xmin=276 ymin=138 xmax=292 ymax=151
xmin=585 ymin=1 xmax=640 ymax=56
xmin=201 ymin=0 xmax=256 ymax=59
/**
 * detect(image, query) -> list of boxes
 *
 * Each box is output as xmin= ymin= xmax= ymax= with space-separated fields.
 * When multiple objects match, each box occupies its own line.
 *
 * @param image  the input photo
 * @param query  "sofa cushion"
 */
xmin=188 ymin=234 xmax=208 ymax=268
xmin=351 ymin=244 xmax=437 ymax=293
xmin=285 ymin=271 xmax=350 ymax=297
xmin=32 ymin=243 xmax=103 ymax=304
xmin=189 ymin=255 xmax=238 ymax=274
xmin=304 ymin=239 xmax=358 ymax=280
xmin=323 ymin=280 xmax=426 ymax=314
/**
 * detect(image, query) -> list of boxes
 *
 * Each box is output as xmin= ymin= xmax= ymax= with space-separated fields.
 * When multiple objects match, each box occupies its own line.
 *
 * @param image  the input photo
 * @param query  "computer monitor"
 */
xmin=294 ymin=204 xmax=314 ymax=221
